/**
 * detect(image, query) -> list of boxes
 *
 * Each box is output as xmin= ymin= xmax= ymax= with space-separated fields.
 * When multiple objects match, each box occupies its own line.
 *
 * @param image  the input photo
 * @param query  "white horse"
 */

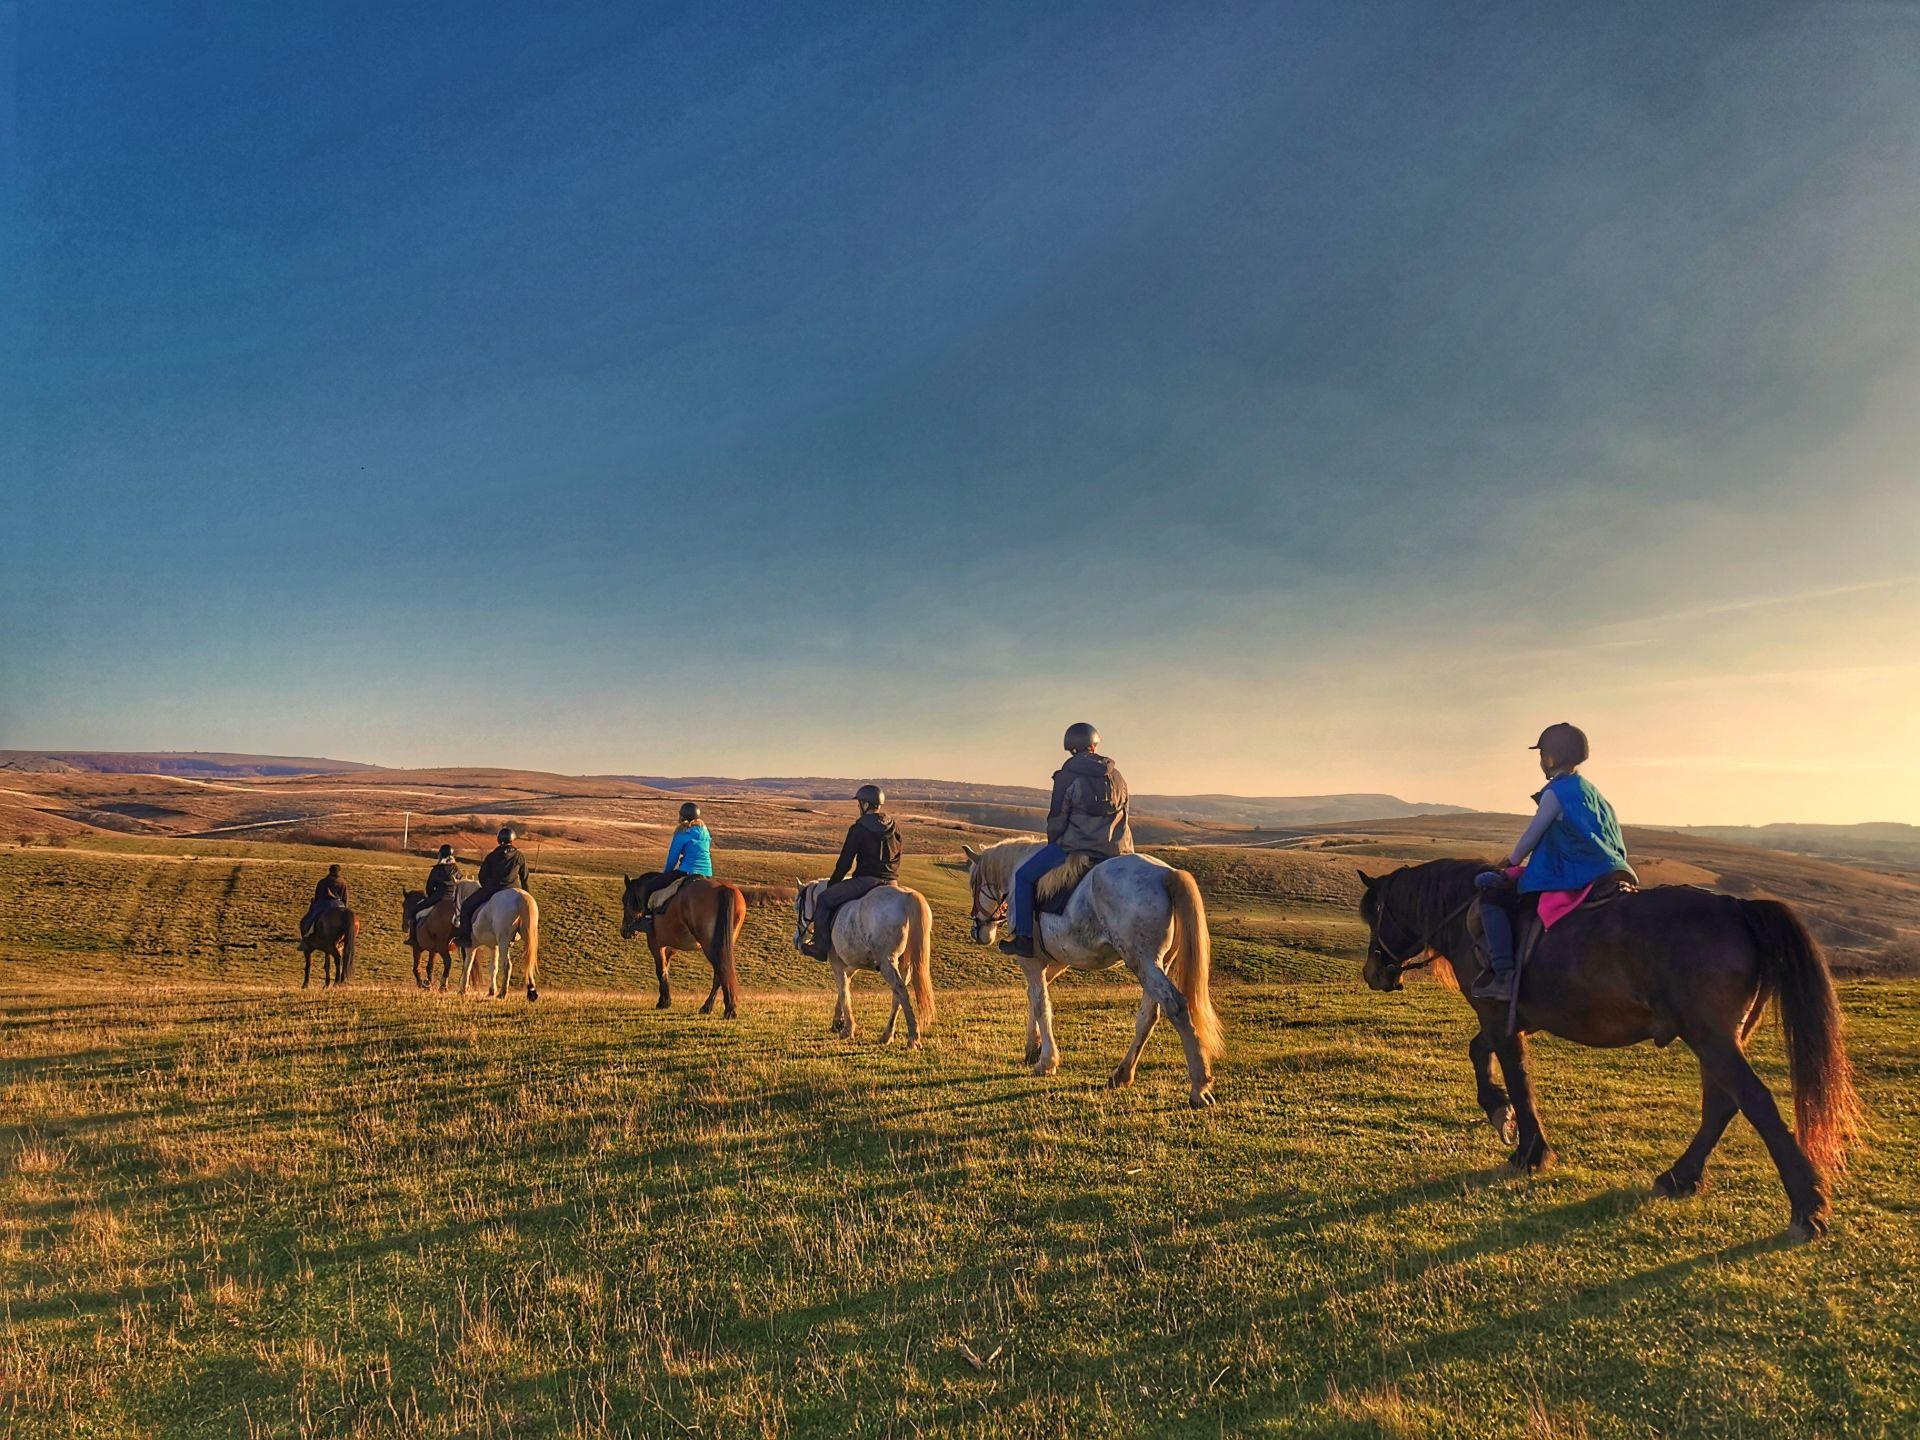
xmin=962 ymin=838 xmax=1222 ymax=1107
xmin=459 ymin=888 xmax=542 ymax=1001
xmin=792 ymin=881 xmax=936 ymax=1047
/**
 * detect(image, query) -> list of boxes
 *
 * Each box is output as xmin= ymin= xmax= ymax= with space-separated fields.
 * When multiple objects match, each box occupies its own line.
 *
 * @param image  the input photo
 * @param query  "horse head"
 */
xmin=619 ymin=874 xmax=644 ymax=938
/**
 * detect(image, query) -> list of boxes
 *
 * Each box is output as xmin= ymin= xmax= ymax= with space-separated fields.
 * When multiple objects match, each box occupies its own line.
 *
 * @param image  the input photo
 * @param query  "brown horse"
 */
xmin=620 ymin=875 xmax=748 ymax=1017
xmin=401 ymin=881 xmax=476 ymax=991
xmin=300 ymin=906 xmax=358 ymax=988
xmin=1358 ymin=859 xmax=1862 ymax=1239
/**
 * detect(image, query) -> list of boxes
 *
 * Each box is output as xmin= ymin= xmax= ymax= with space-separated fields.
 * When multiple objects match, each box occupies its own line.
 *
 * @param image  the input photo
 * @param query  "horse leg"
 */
xmin=1656 ymin=1071 xmax=1740 ymax=1199
xmin=699 ymin=961 xmax=720 ymax=1016
xmin=652 ymin=942 xmax=671 ymax=1009
xmin=302 ymin=948 xmax=311 ymax=989
xmin=1689 ymin=1034 xmax=1829 ymax=1237
xmin=1022 ymin=958 xmax=1058 ymax=1076
xmin=876 ymin=954 xmax=916 ymax=1048
xmin=1135 ymin=956 xmax=1214 ymax=1109
xmin=1109 ymin=993 xmax=1159 ymax=1089
xmin=835 ymin=960 xmax=859 ymax=1041
xmin=1492 ymin=1032 xmax=1554 ymax=1172
xmin=1471 ymin=1030 xmax=1516 ymax=1144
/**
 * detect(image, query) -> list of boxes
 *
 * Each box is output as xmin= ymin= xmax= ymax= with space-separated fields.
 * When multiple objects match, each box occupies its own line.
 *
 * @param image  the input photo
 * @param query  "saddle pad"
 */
xmin=1036 ymin=853 xmax=1100 ymax=915
xmin=650 ymin=874 xmax=691 ymax=911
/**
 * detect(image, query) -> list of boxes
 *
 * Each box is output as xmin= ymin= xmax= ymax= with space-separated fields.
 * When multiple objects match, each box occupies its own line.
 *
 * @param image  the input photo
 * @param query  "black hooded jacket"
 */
xmin=828 ymin=811 xmax=901 ymax=884
xmin=476 ymin=843 xmax=529 ymax=893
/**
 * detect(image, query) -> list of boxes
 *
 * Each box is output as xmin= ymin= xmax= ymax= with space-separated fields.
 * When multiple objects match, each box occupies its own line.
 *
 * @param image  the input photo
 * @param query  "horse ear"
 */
xmin=1357 ymin=869 xmax=1377 ymax=889
xmin=962 ymin=844 xmax=979 ymax=863
xmin=623 ymin=874 xmax=632 ymax=887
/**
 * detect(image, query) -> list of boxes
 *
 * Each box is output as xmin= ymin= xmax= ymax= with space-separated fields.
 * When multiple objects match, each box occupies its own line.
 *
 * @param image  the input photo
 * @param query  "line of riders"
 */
xmin=298 ymin=719 xmax=1635 ymax=1000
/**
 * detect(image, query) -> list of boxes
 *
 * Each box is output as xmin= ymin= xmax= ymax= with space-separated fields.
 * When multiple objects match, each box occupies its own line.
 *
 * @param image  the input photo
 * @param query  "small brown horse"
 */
xmin=401 ymin=882 xmax=476 ymax=991
xmin=300 ymin=906 xmax=358 ymax=988
xmin=620 ymin=875 xmax=749 ymax=1018
xmin=1359 ymin=860 xmax=1862 ymax=1238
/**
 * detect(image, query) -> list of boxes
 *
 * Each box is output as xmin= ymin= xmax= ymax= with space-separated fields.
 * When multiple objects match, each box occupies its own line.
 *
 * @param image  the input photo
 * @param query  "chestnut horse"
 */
xmin=620 ymin=875 xmax=748 ymax=1018
xmin=401 ymin=881 xmax=478 ymax=991
xmin=1358 ymin=859 xmax=1862 ymax=1239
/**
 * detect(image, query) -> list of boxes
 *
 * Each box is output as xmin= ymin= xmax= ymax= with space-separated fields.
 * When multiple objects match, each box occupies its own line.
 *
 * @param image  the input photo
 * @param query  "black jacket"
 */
xmin=476 ymin=844 xmax=529 ymax=893
xmin=424 ymin=860 xmax=461 ymax=901
xmin=829 ymin=811 xmax=901 ymax=884
xmin=312 ymin=875 xmax=347 ymax=906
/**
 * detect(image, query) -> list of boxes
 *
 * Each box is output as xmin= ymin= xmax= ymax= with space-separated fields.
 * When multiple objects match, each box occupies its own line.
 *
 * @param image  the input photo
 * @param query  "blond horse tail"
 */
xmin=905 ymin=889 xmax=935 ymax=1028
xmin=520 ymin=892 xmax=540 ymax=992
xmin=1164 ymin=868 xmax=1222 ymax=1061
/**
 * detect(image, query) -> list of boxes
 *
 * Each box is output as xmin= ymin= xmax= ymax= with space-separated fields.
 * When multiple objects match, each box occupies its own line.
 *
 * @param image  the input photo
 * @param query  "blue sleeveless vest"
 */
xmin=1519 ymin=774 xmax=1636 ymax=894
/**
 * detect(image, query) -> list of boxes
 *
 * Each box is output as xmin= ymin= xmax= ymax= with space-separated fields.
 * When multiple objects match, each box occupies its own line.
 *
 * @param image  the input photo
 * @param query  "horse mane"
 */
xmin=1366 ymin=857 xmax=1490 ymax=961
xmin=967 ymin=835 xmax=1049 ymax=889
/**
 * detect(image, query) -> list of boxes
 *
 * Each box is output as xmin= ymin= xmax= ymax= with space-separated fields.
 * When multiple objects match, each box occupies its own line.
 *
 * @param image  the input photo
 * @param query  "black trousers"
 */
xmin=457 ymin=887 xmax=502 ymax=940
xmin=810 ymin=876 xmax=889 ymax=957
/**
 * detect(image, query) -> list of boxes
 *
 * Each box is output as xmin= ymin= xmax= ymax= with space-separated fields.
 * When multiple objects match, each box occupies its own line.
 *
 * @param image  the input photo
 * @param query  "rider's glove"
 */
xmin=1475 ymin=869 xmax=1512 ymax=891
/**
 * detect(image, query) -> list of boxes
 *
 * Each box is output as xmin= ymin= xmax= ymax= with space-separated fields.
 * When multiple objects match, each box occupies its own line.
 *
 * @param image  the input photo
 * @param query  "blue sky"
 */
xmin=5 ymin=2 xmax=1917 ymax=823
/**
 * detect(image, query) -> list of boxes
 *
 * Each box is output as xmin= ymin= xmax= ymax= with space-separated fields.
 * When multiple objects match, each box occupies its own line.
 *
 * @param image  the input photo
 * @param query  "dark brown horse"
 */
xmin=300 ymin=906 xmax=358 ymax=988
xmin=620 ymin=875 xmax=749 ymax=1018
xmin=1358 ymin=860 xmax=1861 ymax=1239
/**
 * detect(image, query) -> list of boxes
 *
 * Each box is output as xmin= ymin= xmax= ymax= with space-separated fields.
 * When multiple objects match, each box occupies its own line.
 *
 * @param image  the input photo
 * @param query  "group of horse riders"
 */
xmin=309 ymin=719 xmax=1634 ymax=998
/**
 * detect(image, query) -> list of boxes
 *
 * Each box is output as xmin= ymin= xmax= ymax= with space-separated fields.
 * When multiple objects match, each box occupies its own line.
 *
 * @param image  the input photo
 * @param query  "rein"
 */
xmin=1370 ymin=891 xmax=1478 ymax=975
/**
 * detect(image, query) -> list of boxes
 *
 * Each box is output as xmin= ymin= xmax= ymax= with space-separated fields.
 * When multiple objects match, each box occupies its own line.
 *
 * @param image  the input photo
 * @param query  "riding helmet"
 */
xmin=1529 ymin=723 xmax=1590 ymax=768
xmin=855 ymin=783 xmax=885 ymax=809
xmin=1063 ymin=722 xmax=1100 ymax=752
xmin=436 ymin=844 xmax=454 ymax=860
xmin=679 ymin=801 xmax=702 ymax=822
xmin=496 ymin=825 xmax=517 ymax=844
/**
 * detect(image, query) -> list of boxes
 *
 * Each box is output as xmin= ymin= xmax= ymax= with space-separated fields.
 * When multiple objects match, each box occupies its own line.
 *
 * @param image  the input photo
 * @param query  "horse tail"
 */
xmin=1163 ymin=868 xmax=1222 ymax=1061
xmin=520 ymin=893 xmax=540 ymax=986
xmin=712 ymin=883 xmax=741 ymax=977
xmin=341 ymin=911 xmax=358 ymax=983
xmin=905 ymin=889 xmax=935 ymax=1028
xmin=1741 ymin=898 xmax=1862 ymax=1174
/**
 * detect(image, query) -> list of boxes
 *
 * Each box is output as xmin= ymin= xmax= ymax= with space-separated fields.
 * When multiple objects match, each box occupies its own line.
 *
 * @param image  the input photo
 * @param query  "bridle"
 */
xmin=1366 ymin=888 xmax=1477 ymax=979
xmin=968 ymin=871 xmax=1007 ymax=939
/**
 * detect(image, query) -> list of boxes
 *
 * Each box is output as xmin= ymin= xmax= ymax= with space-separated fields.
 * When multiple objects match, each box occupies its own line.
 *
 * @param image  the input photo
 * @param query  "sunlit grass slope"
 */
xmin=3 ymin=981 xmax=1917 ymax=1439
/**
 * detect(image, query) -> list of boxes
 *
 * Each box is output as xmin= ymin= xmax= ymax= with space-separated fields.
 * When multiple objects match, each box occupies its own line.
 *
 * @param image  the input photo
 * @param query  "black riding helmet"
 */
xmin=855 ymin=783 xmax=884 ymax=810
xmin=679 ymin=801 xmax=701 ymax=822
xmin=436 ymin=844 xmax=454 ymax=860
xmin=496 ymin=825 xmax=517 ymax=844
xmin=1530 ymin=723 xmax=1590 ymax=770
xmin=1063 ymin=722 xmax=1100 ymax=752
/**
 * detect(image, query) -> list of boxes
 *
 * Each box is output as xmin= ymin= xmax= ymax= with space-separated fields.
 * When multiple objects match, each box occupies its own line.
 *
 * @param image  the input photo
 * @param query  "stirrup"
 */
xmin=999 ymin=935 xmax=1035 ymax=958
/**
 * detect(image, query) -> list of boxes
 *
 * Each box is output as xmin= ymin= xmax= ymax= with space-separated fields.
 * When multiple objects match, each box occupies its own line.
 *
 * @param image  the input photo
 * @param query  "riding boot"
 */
xmin=808 ymin=918 xmax=833 ymax=960
xmin=999 ymin=933 xmax=1036 ymax=959
xmin=1471 ymin=968 xmax=1515 ymax=1002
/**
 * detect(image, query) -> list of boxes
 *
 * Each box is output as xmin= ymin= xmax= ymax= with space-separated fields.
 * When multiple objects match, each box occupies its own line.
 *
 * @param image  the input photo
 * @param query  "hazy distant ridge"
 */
xmin=625 ymin=776 xmax=1475 ymax=827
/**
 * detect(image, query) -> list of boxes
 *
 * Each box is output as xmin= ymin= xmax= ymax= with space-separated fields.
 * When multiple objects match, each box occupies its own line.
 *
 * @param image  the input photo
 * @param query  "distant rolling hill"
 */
xmin=0 ymin=750 xmax=377 ymax=778
xmin=625 ymin=775 xmax=1473 ymax=827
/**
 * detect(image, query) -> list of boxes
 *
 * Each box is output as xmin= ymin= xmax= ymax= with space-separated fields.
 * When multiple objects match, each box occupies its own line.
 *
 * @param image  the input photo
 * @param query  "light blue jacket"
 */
xmin=663 ymin=823 xmax=713 ymax=877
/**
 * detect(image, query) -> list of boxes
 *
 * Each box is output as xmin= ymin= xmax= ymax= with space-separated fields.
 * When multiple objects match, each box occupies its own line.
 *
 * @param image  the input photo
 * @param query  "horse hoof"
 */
xmin=906 ymin=1038 xmax=921 ymax=1051
xmin=1030 ymin=1060 xmax=1058 ymax=1078
xmin=1787 ymin=1216 xmax=1827 ymax=1243
xmin=1107 ymin=1068 xmax=1134 ymax=1090
xmin=699 ymin=1003 xmax=714 ymax=1016
xmin=1023 ymin=1045 xmax=1042 ymax=1067
xmin=1488 ymin=1105 xmax=1517 ymax=1146
xmin=656 ymin=998 xmax=671 ymax=1010
xmin=526 ymin=986 xmax=538 ymax=1002
xmin=1189 ymin=1090 xmax=1216 ymax=1110
xmin=1653 ymin=1170 xmax=1699 ymax=1199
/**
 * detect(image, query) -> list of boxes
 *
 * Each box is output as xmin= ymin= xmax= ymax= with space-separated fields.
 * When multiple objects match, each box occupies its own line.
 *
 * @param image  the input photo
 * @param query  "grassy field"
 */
xmin=4 ymin=840 xmax=1918 ymax=1437
xmin=4 ymin=979 xmax=1918 ymax=1439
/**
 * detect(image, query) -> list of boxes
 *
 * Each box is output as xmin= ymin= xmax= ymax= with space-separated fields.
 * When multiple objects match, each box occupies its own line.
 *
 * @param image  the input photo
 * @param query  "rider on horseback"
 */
xmin=457 ymin=826 xmax=529 ymax=947
xmin=804 ymin=785 xmax=901 ymax=959
xmin=1000 ymin=723 xmax=1132 ymax=959
xmin=1470 ymin=722 xmax=1637 ymax=1002
xmin=634 ymin=802 xmax=714 ymax=935
xmin=301 ymin=865 xmax=348 ymax=937
xmin=408 ymin=844 xmax=461 ymax=941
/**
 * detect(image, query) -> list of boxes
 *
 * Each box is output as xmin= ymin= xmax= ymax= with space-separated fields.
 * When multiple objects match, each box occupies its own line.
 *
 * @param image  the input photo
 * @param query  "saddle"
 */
xmin=648 ymin=874 xmax=692 ymax=912
xmin=1478 ymin=873 xmax=1640 ymax=1033
xmin=1035 ymin=852 xmax=1100 ymax=917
